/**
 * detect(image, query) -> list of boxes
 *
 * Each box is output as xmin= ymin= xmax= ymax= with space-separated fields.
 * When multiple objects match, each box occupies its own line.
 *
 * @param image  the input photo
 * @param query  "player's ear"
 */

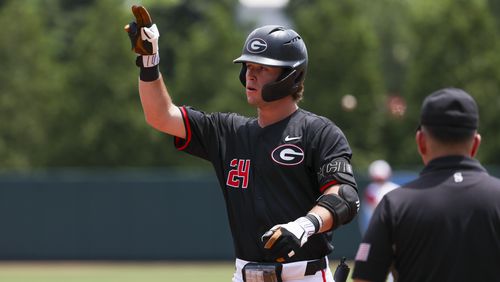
xmin=470 ymin=133 xmax=481 ymax=157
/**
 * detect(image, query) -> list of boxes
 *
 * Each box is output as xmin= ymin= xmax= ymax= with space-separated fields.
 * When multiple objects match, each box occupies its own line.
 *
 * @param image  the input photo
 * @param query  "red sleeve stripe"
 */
xmin=174 ymin=106 xmax=192 ymax=151
xmin=320 ymin=180 xmax=338 ymax=193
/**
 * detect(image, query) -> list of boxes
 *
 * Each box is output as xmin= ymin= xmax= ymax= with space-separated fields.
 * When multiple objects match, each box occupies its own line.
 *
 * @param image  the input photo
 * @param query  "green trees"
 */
xmin=402 ymin=0 xmax=500 ymax=164
xmin=51 ymin=0 xmax=144 ymax=166
xmin=288 ymin=0 xmax=386 ymax=167
xmin=0 ymin=1 xmax=64 ymax=167
xmin=1 ymin=0 xmax=500 ymax=169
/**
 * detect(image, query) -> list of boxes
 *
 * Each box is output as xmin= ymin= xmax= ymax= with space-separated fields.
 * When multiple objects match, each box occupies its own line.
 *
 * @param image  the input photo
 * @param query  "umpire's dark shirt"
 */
xmin=352 ymin=156 xmax=500 ymax=282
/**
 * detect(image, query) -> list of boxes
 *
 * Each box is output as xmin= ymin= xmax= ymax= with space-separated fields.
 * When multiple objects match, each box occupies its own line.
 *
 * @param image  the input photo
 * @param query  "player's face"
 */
xmin=244 ymin=63 xmax=282 ymax=105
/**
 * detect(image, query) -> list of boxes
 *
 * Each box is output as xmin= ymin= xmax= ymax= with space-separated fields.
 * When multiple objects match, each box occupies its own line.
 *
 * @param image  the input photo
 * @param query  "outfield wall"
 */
xmin=0 ymin=168 xmax=417 ymax=261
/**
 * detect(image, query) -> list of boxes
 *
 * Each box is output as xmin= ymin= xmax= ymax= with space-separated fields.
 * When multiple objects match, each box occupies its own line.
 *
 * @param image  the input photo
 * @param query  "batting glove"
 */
xmin=261 ymin=214 xmax=321 ymax=262
xmin=124 ymin=5 xmax=160 ymax=80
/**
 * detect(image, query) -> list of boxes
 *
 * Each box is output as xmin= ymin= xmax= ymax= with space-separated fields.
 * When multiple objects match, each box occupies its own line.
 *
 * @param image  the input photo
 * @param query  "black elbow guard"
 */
xmin=317 ymin=184 xmax=359 ymax=229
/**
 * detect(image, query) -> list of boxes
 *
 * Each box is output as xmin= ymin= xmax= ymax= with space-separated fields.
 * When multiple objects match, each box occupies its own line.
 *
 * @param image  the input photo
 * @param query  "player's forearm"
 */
xmin=139 ymin=75 xmax=172 ymax=126
xmin=309 ymin=205 xmax=334 ymax=233
xmin=139 ymin=76 xmax=185 ymax=138
xmin=311 ymin=184 xmax=359 ymax=232
xmin=309 ymin=185 xmax=339 ymax=232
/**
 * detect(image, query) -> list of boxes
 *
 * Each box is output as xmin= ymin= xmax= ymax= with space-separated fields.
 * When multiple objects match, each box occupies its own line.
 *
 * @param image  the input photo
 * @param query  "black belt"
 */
xmin=304 ymin=257 xmax=327 ymax=276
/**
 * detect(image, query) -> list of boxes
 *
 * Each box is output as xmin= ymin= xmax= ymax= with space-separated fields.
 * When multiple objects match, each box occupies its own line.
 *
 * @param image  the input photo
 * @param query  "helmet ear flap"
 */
xmin=262 ymin=69 xmax=296 ymax=102
xmin=294 ymin=70 xmax=304 ymax=84
xmin=239 ymin=64 xmax=247 ymax=87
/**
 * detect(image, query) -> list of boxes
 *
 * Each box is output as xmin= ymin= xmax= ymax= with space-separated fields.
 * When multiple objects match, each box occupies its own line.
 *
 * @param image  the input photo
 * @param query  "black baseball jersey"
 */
xmin=352 ymin=156 xmax=500 ymax=282
xmin=174 ymin=106 xmax=356 ymax=262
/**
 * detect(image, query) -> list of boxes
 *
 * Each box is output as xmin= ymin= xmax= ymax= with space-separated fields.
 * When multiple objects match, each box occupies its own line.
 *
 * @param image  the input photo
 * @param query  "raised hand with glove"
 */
xmin=124 ymin=5 xmax=160 ymax=81
xmin=262 ymin=213 xmax=323 ymax=263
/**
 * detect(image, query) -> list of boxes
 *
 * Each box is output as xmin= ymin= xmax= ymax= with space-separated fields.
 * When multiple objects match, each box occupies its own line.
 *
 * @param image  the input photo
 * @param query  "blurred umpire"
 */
xmin=352 ymin=88 xmax=500 ymax=282
xmin=125 ymin=5 xmax=359 ymax=282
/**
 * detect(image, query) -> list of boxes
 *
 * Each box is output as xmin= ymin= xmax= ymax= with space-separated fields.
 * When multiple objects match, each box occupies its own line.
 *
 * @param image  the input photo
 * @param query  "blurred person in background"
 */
xmin=352 ymin=88 xmax=500 ymax=282
xmin=358 ymin=160 xmax=399 ymax=236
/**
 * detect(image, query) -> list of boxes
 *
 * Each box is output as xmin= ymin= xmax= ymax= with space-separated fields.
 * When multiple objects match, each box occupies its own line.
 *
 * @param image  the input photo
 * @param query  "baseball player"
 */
xmin=352 ymin=88 xmax=500 ymax=282
xmin=125 ymin=6 xmax=359 ymax=282
xmin=358 ymin=160 xmax=399 ymax=236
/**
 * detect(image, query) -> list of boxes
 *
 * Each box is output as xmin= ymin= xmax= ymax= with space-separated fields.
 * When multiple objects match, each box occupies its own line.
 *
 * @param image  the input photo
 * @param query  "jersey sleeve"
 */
xmin=352 ymin=197 xmax=395 ymax=281
xmin=313 ymin=121 xmax=357 ymax=192
xmin=173 ymin=106 xmax=248 ymax=163
xmin=173 ymin=106 xmax=221 ymax=161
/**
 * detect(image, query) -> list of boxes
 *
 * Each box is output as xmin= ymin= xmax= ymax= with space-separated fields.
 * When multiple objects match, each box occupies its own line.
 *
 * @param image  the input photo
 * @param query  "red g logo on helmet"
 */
xmin=247 ymin=38 xmax=267 ymax=53
xmin=271 ymin=144 xmax=304 ymax=166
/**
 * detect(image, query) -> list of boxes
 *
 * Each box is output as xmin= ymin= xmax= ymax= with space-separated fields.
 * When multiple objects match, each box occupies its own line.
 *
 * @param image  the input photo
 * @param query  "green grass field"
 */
xmin=0 ymin=261 xmax=355 ymax=282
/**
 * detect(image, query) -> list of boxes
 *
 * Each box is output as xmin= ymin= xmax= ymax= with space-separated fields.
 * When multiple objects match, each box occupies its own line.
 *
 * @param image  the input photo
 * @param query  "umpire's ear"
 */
xmin=470 ymin=133 xmax=481 ymax=157
xmin=416 ymin=129 xmax=428 ymax=164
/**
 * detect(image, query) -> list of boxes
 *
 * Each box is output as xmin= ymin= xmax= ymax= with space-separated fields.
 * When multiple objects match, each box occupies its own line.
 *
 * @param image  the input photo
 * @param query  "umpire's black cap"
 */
xmin=418 ymin=88 xmax=479 ymax=140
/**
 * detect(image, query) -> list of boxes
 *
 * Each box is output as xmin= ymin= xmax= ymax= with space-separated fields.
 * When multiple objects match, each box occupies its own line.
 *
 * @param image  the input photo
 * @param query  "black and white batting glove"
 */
xmin=135 ymin=24 xmax=160 ymax=67
xmin=261 ymin=213 xmax=322 ymax=262
xmin=125 ymin=5 xmax=160 ymax=81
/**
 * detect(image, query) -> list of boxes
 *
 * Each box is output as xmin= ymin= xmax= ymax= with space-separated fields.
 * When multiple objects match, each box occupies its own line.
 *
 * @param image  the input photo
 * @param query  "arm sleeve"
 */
xmin=313 ymin=121 xmax=357 ymax=192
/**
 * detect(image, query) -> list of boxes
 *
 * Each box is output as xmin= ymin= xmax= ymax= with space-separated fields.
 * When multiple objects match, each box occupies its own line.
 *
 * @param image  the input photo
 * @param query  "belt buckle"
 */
xmin=242 ymin=262 xmax=283 ymax=282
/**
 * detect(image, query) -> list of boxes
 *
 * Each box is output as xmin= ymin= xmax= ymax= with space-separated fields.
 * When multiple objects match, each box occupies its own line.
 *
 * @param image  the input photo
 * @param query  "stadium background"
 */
xmin=0 ymin=169 xmax=424 ymax=261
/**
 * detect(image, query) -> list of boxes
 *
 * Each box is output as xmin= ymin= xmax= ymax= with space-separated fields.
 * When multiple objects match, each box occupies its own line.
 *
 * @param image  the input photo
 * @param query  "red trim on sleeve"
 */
xmin=174 ymin=106 xmax=192 ymax=151
xmin=320 ymin=180 xmax=338 ymax=193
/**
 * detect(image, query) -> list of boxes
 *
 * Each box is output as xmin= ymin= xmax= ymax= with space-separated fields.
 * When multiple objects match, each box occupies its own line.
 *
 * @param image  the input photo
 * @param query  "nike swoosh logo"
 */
xmin=284 ymin=135 xmax=302 ymax=142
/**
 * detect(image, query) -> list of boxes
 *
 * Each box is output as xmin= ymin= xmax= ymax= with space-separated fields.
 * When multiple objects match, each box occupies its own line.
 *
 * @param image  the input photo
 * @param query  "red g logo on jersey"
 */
xmin=271 ymin=144 xmax=304 ymax=166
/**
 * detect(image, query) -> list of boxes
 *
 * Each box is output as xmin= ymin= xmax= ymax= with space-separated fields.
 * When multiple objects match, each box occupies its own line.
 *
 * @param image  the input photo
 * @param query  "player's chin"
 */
xmin=246 ymin=97 xmax=259 ymax=107
xmin=246 ymin=90 xmax=261 ymax=105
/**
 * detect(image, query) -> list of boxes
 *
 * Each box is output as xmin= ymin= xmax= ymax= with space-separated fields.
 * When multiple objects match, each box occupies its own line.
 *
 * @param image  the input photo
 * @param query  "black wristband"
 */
xmin=140 ymin=65 xmax=160 ymax=82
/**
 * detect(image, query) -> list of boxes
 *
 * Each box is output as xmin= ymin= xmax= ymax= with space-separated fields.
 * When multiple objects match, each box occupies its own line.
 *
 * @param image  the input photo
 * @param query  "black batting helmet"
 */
xmin=233 ymin=25 xmax=308 ymax=102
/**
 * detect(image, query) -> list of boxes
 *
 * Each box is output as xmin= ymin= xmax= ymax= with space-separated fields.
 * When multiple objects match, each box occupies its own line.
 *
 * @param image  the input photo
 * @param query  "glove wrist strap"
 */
xmin=295 ymin=215 xmax=317 ymax=238
xmin=136 ymin=56 xmax=160 ymax=81
xmin=306 ymin=212 xmax=323 ymax=233
xmin=141 ymin=53 xmax=160 ymax=68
